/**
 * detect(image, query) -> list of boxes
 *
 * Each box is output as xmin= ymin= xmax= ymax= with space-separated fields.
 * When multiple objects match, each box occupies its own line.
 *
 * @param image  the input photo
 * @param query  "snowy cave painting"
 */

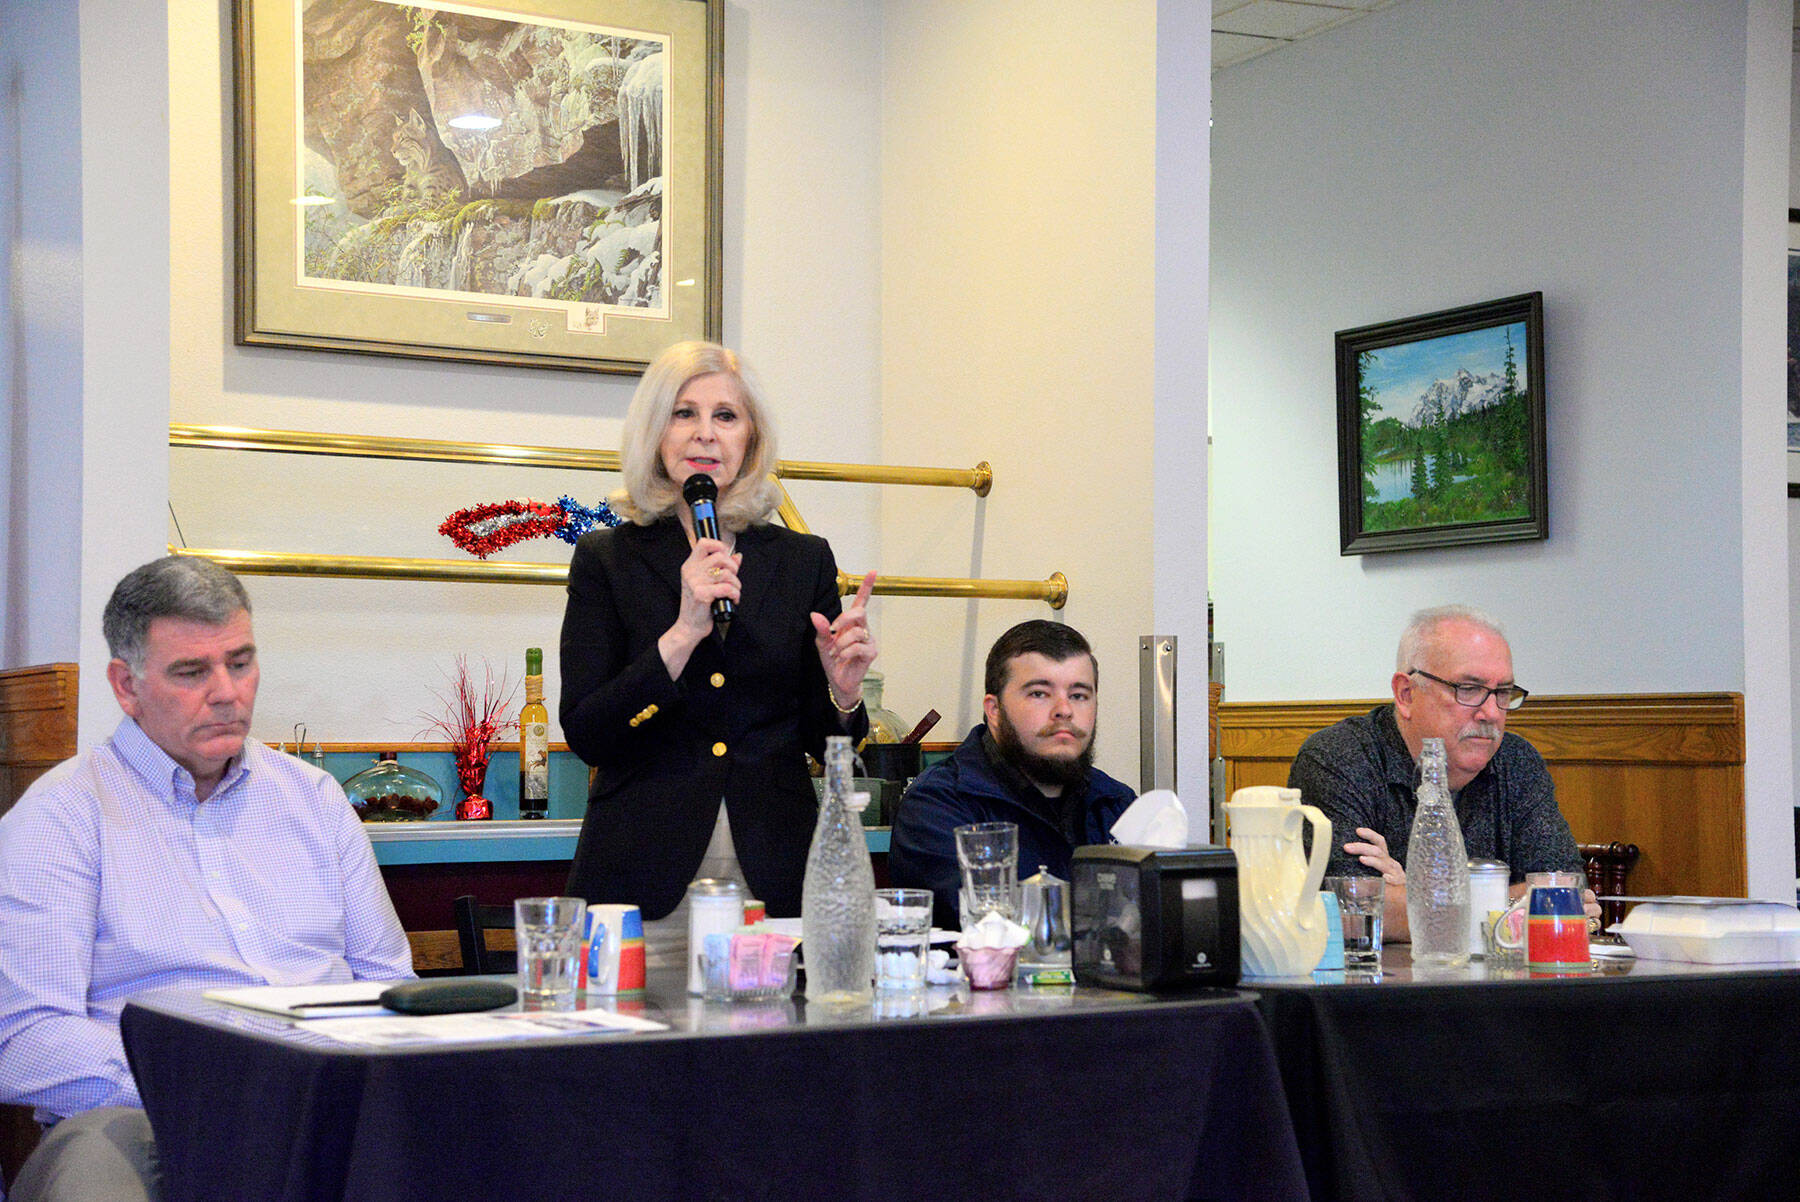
xmin=1354 ymin=321 xmax=1533 ymax=533
xmin=297 ymin=0 xmax=667 ymax=314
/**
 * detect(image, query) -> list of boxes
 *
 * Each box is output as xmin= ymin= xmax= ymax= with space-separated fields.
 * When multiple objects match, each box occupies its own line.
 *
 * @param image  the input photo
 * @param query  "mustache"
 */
xmin=1458 ymin=721 xmax=1501 ymax=741
xmin=1036 ymin=722 xmax=1090 ymax=740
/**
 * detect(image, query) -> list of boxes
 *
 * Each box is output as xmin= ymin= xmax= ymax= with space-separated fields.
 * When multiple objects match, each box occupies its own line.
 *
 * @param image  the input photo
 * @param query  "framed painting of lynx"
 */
xmin=233 ymin=0 xmax=721 ymax=373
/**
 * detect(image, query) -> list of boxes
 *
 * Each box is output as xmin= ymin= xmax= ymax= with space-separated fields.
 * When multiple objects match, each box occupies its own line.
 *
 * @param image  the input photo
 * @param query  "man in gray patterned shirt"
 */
xmin=1287 ymin=606 xmax=1593 ymax=942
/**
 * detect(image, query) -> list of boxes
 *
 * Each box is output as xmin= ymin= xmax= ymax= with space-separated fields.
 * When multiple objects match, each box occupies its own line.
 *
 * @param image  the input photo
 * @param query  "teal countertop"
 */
xmin=368 ymin=819 xmax=890 ymax=865
xmin=321 ymin=749 xmax=591 ymax=824
xmin=323 ymin=749 xmax=893 ymax=865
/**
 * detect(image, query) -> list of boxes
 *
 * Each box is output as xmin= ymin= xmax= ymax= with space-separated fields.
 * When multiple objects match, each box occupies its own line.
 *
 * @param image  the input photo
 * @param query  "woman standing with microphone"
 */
xmin=560 ymin=341 xmax=878 ymax=926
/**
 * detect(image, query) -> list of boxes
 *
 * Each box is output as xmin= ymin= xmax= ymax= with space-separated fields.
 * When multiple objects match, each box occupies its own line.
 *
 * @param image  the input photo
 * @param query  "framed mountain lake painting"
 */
xmin=1335 ymin=292 xmax=1547 ymax=555
xmin=233 ymin=0 xmax=721 ymax=373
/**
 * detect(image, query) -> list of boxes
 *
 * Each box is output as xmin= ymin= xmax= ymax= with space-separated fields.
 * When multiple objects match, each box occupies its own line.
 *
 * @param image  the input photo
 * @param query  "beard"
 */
xmin=994 ymin=706 xmax=1095 ymax=792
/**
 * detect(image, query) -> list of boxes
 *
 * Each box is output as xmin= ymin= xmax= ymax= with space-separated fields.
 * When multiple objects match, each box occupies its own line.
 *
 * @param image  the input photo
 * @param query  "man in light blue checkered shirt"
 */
xmin=0 ymin=556 xmax=415 ymax=1201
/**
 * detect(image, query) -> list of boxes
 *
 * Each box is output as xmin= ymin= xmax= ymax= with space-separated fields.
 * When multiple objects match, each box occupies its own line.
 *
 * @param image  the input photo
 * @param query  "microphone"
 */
xmin=681 ymin=473 xmax=734 ymax=629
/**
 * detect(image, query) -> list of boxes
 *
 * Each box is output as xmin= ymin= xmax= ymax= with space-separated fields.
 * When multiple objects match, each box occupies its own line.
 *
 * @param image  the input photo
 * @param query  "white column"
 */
xmin=75 ymin=0 xmax=171 ymax=745
xmin=1740 ymin=0 xmax=1794 ymax=898
xmin=1153 ymin=0 xmax=1212 ymax=815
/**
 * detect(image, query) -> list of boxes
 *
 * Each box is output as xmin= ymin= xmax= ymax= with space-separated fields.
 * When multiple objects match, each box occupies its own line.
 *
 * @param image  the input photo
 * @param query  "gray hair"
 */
xmin=103 ymin=555 xmax=251 ymax=674
xmin=612 ymin=341 xmax=781 ymax=531
xmin=1395 ymin=605 xmax=1507 ymax=673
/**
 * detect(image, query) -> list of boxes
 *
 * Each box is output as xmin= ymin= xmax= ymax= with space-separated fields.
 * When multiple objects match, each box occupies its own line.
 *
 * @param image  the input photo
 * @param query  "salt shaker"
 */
xmin=686 ymin=878 xmax=745 ymax=995
xmin=1467 ymin=858 xmax=1510 ymax=958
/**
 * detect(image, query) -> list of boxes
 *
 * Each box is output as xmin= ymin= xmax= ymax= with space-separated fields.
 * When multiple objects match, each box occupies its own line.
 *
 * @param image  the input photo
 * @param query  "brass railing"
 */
xmin=174 ymin=546 xmax=1070 ymax=609
xmin=170 ymin=424 xmax=1061 ymax=607
xmin=169 ymin=425 xmax=993 ymax=495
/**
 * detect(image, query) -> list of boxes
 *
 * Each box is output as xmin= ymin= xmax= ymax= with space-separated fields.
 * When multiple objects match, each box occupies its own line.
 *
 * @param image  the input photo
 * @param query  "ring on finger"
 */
xmin=709 ymin=566 xmax=722 ymax=578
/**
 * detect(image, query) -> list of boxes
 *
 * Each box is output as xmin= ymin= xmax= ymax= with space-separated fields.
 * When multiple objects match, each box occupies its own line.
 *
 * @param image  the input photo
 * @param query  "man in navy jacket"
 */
xmin=889 ymin=621 xmax=1135 ymax=929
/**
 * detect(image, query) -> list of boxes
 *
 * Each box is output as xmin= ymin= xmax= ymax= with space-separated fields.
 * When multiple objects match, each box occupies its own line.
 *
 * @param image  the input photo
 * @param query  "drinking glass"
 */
xmin=515 ymin=896 xmax=586 ymax=1010
xmin=954 ymin=821 xmax=1019 ymax=930
xmin=874 ymin=888 xmax=933 ymax=991
xmin=1327 ymin=876 xmax=1385 ymax=969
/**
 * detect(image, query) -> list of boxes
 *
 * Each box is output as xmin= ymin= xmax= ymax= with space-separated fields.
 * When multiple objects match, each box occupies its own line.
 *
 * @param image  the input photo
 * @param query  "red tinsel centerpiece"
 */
xmin=421 ymin=658 xmax=517 ymax=821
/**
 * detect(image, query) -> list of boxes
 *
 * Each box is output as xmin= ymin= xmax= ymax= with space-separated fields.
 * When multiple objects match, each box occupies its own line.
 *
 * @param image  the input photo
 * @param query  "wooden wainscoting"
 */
xmin=0 ymin=664 xmax=79 ymax=820
xmin=1217 ymin=693 xmax=1746 ymax=899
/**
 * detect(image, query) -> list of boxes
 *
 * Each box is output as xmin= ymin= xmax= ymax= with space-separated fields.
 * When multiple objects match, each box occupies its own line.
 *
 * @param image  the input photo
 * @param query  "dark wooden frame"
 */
xmin=232 ymin=0 xmax=723 ymax=374
xmin=1336 ymin=292 xmax=1548 ymax=554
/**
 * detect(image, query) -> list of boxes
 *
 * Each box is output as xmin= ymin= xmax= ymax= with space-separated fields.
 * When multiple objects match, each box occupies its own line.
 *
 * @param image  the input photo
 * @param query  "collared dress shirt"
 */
xmin=0 ymin=718 xmax=414 ymax=1120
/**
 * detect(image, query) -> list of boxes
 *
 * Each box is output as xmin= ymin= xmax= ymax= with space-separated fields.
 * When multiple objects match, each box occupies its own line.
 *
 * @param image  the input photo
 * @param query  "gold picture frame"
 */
xmin=233 ymin=0 xmax=721 ymax=373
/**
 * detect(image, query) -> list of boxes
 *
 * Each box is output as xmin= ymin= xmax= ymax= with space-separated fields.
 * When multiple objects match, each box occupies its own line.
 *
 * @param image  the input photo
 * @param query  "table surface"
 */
xmin=1263 ymin=937 xmax=1784 ymax=985
xmin=122 ymin=967 xmax=1306 ymax=1202
xmin=1251 ymin=945 xmax=1800 ymax=1202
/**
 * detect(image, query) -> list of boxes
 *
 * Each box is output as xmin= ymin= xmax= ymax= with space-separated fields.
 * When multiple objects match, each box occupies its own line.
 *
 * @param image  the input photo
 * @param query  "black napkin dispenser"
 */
xmin=1071 ymin=845 xmax=1239 ymax=991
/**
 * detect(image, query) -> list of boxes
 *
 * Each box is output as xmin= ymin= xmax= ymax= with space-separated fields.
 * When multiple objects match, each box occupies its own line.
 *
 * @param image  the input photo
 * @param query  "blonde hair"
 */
xmin=612 ymin=341 xmax=781 ymax=530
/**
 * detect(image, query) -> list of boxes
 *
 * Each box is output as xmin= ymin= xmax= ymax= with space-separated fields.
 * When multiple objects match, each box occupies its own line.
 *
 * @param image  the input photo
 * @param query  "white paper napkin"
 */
xmin=1110 ymin=789 xmax=1189 ymax=848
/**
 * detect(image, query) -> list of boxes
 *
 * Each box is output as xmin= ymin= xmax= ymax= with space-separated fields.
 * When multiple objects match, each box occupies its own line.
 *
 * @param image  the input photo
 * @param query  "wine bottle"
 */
xmin=519 ymin=647 xmax=549 ymax=819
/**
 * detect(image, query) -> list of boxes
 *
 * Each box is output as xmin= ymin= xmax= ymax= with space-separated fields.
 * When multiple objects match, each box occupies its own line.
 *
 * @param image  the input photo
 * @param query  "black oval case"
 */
xmin=378 ymin=979 xmax=518 ymax=1015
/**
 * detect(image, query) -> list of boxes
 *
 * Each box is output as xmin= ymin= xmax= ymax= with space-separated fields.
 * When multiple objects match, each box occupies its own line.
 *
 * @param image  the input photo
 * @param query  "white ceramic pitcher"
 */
xmin=1226 ymin=786 xmax=1332 ymax=977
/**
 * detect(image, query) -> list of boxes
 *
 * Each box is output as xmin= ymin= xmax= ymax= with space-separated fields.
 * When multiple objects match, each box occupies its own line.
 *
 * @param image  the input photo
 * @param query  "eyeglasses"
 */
xmin=1407 ymin=668 xmax=1529 ymax=711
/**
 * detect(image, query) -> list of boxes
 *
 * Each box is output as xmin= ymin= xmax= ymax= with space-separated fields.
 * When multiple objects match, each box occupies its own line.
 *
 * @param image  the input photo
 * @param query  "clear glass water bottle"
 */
xmin=1406 ymin=737 xmax=1471 ymax=967
xmin=802 ymin=736 xmax=876 ymax=1004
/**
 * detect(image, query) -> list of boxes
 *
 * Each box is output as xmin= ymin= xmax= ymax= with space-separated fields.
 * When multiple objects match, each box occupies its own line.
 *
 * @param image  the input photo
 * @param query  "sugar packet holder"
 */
xmin=699 ymin=931 xmax=799 ymax=1000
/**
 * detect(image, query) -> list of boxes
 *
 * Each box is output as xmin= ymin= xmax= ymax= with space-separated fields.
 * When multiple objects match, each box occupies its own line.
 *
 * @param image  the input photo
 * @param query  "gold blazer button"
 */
xmin=712 ymin=742 xmax=727 ymax=757
xmin=710 ymin=673 xmax=725 ymax=688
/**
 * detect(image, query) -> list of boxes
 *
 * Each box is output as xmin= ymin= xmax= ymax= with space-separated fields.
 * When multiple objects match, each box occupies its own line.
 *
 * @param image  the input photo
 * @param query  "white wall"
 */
xmin=1212 ymin=0 xmax=1793 ymax=896
xmin=876 ymin=1 xmax=1158 ymax=786
xmin=161 ymin=0 xmax=885 ymax=747
xmin=0 ymin=0 xmax=85 ymax=671
xmin=1213 ymin=0 xmax=1751 ymax=699
xmin=21 ymin=0 xmax=1170 ymax=787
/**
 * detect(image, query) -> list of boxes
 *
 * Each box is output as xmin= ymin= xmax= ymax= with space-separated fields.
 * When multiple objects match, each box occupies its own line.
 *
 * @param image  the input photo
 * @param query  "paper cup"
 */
xmin=584 ymin=903 xmax=645 ymax=993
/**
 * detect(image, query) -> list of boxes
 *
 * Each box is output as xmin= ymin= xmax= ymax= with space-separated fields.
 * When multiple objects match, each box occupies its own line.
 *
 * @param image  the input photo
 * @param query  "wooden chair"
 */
xmin=1578 ymin=841 xmax=1641 ymax=930
xmin=0 ymin=663 xmax=76 ymax=1186
xmin=0 ymin=664 xmax=77 ymax=819
xmin=453 ymin=895 xmax=517 ymax=975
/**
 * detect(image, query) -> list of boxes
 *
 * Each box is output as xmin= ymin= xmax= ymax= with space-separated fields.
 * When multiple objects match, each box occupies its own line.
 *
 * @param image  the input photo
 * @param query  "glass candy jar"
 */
xmin=344 ymin=753 xmax=442 ymax=821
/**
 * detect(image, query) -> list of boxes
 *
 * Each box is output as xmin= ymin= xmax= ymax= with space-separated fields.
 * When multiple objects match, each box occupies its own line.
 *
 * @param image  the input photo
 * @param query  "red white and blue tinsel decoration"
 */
xmin=439 ymin=495 xmax=621 ymax=560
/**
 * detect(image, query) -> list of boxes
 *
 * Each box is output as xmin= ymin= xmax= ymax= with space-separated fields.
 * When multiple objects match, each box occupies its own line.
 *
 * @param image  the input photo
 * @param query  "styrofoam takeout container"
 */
xmin=1611 ymin=896 xmax=1800 ymax=964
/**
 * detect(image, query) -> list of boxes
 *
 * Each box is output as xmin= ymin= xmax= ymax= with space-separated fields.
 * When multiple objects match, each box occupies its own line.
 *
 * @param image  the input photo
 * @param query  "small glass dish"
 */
xmin=958 ymin=945 xmax=1019 ymax=990
xmin=698 ymin=950 xmax=798 ymax=1002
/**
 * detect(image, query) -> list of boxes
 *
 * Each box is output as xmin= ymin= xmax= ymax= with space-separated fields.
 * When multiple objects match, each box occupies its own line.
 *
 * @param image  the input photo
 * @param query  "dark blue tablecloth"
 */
xmin=121 ymin=978 xmax=1307 ymax=1202
xmin=1255 ymin=961 xmax=1800 ymax=1202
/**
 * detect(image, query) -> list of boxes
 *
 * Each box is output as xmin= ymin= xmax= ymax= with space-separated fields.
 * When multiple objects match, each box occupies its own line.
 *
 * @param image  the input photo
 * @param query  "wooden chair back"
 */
xmin=453 ymin=895 xmax=518 ymax=974
xmin=0 ymin=663 xmax=75 ymax=1184
xmin=0 ymin=664 xmax=78 ymax=819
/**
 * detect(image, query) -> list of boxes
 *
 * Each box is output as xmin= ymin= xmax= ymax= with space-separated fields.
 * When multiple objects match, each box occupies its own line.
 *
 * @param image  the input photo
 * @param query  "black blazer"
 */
xmin=559 ymin=518 xmax=866 ymax=919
